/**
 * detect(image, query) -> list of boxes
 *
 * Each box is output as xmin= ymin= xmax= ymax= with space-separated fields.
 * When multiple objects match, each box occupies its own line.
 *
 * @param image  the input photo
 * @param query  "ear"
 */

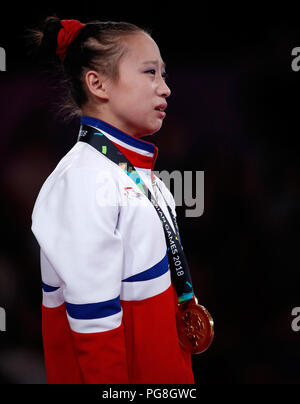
xmin=84 ymin=70 xmax=109 ymax=101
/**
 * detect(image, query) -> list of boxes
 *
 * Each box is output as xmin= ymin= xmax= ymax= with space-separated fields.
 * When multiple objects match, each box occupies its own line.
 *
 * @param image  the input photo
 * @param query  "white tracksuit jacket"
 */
xmin=31 ymin=116 xmax=194 ymax=384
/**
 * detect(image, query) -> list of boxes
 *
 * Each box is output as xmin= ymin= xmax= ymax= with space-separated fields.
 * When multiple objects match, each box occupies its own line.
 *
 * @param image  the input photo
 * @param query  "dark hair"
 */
xmin=27 ymin=16 xmax=151 ymax=119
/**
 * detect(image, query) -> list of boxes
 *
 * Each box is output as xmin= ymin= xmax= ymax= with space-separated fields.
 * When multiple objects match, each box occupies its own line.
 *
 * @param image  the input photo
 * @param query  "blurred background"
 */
xmin=0 ymin=3 xmax=299 ymax=384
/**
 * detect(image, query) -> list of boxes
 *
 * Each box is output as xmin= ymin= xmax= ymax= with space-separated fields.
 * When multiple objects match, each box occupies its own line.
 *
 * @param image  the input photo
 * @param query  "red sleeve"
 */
xmin=42 ymin=303 xmax=129 ymax=384
xmin=70 ymin=325 xmax=129 ymax=384
xmin=42 ymin=304 xmax=82 ymax=384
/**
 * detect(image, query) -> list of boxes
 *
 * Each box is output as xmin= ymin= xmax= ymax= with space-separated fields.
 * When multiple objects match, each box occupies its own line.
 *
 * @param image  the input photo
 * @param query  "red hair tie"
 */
xmin=56 ymin=19 xmax=85 ymax=62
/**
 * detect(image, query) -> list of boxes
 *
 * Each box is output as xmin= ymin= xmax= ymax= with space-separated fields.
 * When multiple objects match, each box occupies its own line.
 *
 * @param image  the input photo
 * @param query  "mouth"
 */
xmin=154 ymin=103 xmax=167 ymax=118
xmin=154 ymin=103 xmax=167 ymax=112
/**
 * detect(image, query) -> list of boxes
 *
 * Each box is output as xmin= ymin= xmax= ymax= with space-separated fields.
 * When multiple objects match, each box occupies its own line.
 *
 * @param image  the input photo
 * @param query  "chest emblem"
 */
xmin=123 ymin=186 xmax=144 ymax=199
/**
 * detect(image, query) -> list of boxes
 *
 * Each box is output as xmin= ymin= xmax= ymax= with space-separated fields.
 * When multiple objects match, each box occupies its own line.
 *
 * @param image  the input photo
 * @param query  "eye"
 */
xmin=145 ymin=69 xmax=168 ymax=81
xmin=145 ymin=69 xmax=156 ymax=75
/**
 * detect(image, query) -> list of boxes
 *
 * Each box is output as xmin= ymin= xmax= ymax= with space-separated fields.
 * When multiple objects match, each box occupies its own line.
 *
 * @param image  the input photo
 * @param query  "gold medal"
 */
xmin=176 ymin=296 xmax=214 ymax=354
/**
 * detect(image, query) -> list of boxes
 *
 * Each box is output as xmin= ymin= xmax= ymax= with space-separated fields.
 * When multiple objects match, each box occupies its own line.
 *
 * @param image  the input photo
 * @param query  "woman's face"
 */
xmin=105 ymin=32 xmax=171 ymax=138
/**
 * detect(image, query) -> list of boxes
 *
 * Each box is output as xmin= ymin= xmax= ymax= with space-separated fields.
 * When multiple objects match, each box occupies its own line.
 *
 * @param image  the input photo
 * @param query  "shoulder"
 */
xmin=32 ymin=142 xmax=120 ymax=219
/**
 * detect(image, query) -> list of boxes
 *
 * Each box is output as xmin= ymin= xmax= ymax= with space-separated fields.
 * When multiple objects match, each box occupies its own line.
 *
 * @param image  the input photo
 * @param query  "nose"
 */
xmin=157 ymin=77 xmax=171 ymax=98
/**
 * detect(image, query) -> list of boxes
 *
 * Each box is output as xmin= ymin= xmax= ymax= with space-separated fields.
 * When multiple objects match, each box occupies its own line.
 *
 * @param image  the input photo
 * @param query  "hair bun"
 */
xmin=25 ymin=16 xmax=62 ymax=67
xmin=40 ymin=16 xmax=62 ymax=52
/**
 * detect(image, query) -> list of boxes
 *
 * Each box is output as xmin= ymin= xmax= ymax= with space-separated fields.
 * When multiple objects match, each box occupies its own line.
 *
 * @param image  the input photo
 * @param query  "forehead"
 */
xmin=123 ymin=32 xmax=165 ymax=67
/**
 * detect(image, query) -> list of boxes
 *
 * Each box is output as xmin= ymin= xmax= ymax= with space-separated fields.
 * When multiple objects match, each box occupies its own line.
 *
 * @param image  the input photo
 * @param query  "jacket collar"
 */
xmin=81 ymin=116 xmax=159 ymax=170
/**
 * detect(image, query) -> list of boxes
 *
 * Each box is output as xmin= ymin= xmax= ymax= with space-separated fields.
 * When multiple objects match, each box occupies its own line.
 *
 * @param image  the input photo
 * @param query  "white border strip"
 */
xmin=66 ymin=309 xmax=123 ymax=333
xmin=121 ymin=270 xmax=171 ymax=301
xmin=42 ymin=288 xmax=64 ymax=308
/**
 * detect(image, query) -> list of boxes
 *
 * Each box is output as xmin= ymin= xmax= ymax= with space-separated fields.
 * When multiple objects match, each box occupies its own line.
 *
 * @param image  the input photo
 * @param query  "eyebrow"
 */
xmin=142 ymin=60 xmax=166 ymax=69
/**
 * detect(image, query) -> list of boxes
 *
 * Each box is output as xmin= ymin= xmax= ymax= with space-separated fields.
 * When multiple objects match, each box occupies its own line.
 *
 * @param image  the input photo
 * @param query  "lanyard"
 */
xmin=78 ymin=124 xmax=195 ymax=304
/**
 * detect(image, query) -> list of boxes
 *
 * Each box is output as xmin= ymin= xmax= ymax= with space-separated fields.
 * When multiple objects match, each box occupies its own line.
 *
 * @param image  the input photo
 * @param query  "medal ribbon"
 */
xmin=78 ymin=124 xmax=194 ymax=303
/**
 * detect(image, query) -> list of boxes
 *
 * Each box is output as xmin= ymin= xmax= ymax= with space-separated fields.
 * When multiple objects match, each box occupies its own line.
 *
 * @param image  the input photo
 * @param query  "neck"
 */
xmin=81 ymin=105 xmax=145 ymax=139
xmin=81 ymin=100 xmax=161 ymax=139
xmin=80 ymin=115 xmax=159 ymax=170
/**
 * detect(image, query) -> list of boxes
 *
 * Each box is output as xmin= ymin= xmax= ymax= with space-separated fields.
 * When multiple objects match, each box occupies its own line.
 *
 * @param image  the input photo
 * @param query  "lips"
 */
xmin=154 ymin=103 xmax=167 ymax=118
xmin=156 ymin=110 xmax=166 ymax=119
xmin=154 ymin=103 xmax=167 ymax=112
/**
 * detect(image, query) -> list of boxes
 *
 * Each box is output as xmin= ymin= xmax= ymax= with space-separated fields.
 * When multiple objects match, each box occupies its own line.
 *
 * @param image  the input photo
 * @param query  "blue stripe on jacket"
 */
xmin=122 ymin=252 xmax=169 ymax=282
xmin=42 ymin=252 xmax=169 ymax=320
xmin=65 ymin=296 xmax=121 ymax=320
xmin=42 ymin=282 xmax=60 ymax=292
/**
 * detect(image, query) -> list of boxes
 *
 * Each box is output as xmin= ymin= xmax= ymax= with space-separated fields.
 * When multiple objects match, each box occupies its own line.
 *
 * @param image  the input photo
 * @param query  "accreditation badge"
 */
xmin=176 ymin=296 xmax=214 ymax=354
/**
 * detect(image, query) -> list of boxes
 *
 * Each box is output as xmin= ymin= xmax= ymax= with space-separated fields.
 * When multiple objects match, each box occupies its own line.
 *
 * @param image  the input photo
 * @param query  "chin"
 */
xmin=136 ymin=129 xmax=159 ymax=138
xmin=136 ymin=122 xmax=163 ymax=138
